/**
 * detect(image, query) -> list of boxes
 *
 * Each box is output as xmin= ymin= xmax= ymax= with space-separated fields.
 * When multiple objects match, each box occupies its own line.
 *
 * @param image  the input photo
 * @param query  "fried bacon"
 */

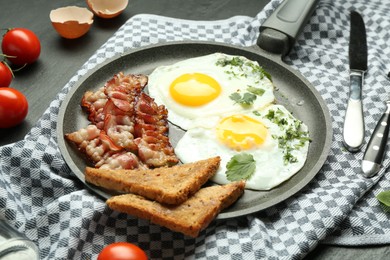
xmin=102 ymin=73 xmax=147 ymax=151
xmin=81 ymin=87 xmax=107 ymax=129
xmin=66 ymin=72 xmax=179 ymax=170
xmin=104 ymin=72 xmax=147 ymax=113
xmin=134 ymin=93 xmax=179 ymax=168
xmin=65 ymin=125 xmax=143 ymax=169
xmin=97 ymin=151 xmax=146 ymax=170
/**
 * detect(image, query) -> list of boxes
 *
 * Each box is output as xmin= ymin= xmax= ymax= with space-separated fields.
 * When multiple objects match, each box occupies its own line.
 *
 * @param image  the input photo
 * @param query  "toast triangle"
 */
xmin=106 ymin=180 xmax=245 ymax=237
xmin=85 ymin=156 xmax=220 ymax=205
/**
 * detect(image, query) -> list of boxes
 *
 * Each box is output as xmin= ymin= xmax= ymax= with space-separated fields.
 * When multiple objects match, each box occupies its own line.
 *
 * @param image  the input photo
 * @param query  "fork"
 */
xmin=361 ymin=100 xmax=390 ymax=177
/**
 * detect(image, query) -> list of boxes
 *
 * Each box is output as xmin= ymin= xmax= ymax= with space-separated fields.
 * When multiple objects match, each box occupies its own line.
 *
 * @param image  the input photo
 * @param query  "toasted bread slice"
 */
xmin=85 ymin=156 xmax=220 ymax=205
xmin=106 ymin=181 xmax=245 ymax=237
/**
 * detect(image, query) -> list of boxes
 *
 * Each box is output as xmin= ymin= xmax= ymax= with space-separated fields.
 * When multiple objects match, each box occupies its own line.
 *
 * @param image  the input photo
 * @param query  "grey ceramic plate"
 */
xmin=57 ymin=41 xmax=332 ymax=219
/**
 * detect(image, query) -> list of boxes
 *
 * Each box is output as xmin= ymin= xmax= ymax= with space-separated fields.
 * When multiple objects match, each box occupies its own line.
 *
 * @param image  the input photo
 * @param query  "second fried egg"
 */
xmin=174 ymin=104 xmax=310 ymax=191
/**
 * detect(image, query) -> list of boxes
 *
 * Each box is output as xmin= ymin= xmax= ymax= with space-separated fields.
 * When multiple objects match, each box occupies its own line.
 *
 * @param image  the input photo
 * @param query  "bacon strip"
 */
xmin=66 ymin=72 xmax=179 ymax=170
xmin=81 ymin=87 xmax=107 ymax=129
xmin=104 ymin=72 xmax=147 ymax=113
xmin=65 ymin=125 xmax=143 ymax=169
xmin=98 ymin=151 xmax=147 ymax=170
xmin=134 ymin=93 xmax=179 ymax=168
xmin=101 ymin=73 xmax=147 ymax=151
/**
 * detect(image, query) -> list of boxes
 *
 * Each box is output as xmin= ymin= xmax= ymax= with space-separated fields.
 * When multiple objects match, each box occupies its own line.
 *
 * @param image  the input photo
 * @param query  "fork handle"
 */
xmin=362 ymin=103 xmax=390 ymax=177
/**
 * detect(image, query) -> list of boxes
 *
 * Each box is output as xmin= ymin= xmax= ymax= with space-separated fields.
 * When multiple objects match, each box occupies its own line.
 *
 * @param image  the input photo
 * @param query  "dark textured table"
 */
xmin=0 ymin=0 xmax=388 ymax=259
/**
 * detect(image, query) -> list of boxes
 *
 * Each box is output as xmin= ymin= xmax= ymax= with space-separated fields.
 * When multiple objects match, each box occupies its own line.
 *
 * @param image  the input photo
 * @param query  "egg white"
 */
xmin=147 ymin=53 xmax=275 ymax=130
xmin=174 ymin=104 xmax=310 ymax=191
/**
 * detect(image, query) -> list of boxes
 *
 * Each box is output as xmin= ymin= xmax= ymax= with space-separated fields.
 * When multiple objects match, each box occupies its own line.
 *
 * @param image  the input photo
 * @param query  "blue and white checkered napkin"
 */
xmin=1 ymin=0 xmax=389 ymax=258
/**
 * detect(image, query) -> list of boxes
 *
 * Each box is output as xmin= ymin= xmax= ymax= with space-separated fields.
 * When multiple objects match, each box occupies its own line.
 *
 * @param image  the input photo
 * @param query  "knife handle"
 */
xmin=362 ymin=102 xmax=390 ymax=177
xmin=342 ymin=72 xmax=365 ymax=152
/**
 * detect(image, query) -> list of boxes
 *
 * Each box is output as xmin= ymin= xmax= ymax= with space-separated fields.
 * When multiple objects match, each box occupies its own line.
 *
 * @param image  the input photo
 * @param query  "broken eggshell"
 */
xmin=86 ymin=0 xmax=128 ymax=19
xmin=50 ymin=6 xmax=94 ymax=39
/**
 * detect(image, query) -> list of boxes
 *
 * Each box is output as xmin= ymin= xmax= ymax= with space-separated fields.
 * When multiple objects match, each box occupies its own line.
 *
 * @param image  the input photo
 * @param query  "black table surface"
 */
xmin=0 ymin=0 xmax=389 ymax=259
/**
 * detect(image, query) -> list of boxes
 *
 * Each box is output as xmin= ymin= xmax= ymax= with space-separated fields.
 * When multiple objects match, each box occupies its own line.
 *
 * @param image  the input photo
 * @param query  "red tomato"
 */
xmin=2 ymin=28 xmax=41 ymax=66
xmin=98 ymin=242 xmax=148 ymax=260
xmin=0 ymin=62 xmax=13 ymax=87
xmin=0 ymin=87 xmax=28 ymax=128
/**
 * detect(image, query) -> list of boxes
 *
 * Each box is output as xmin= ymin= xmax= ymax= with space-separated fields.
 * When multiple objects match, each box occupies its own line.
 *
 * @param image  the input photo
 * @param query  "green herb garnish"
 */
xmin=229 ymin=92 xmax=257 ymax=105
xmin=216 ymin=56 xmax=245 ymax=68
xmin=265 ymin=108 xmax=288 ymax=126
xmin=229 ymin=86 xmax=265 ymax=106
xmin=264 ymin=107 xmax=311 ymax=165
xmin=377 ymin=190 xmax=390 ymax=207
xmin=216 ymin=56 xmax=272 ymax=81
xmin=226 ymin=153 xmax=256 ymax=181
xmin=253 ymin=111 xmax=261 ymax=116
xmin=246 ymin=60 xmax=272 ymax=81
xmin=247 ymin=86 xmax=265 ymax=96
xmin=217 ymin=55 xmax=270 ymax=106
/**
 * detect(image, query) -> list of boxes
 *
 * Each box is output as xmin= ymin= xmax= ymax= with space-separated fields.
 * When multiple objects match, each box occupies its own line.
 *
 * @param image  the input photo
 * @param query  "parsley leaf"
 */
xmin=229 ymin=92 xmax=242 ymax=103
xmin=226 ymin=153 xmax=256 ymax=181
xmin=377 ymin=190 xmax=390 ymax=207
xmin=247 ymin=86 xmax=265 ymax=96
xmin=229 ymin=86 xmax=264 ymax=106
xmin=242 ymin=92 xmax=257 ymax=105
xmin=229 ymin=92 xmax=257 ymax=105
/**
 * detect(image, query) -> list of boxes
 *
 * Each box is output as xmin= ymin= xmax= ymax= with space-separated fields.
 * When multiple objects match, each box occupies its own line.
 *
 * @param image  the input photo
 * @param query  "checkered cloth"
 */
xmin=1 ymin=0 xmax=389 ymax=259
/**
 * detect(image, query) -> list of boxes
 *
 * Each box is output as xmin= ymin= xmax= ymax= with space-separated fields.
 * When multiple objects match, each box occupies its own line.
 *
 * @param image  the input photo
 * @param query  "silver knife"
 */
xmin=342 ymin=11 xmax=367 ymax=152
xmin=362 ymin=100 xmax=390 ymax=177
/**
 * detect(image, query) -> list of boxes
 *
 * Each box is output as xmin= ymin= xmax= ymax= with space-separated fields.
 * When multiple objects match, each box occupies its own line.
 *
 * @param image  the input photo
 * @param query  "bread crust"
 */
xmin=85 ymin=156 xmax=220 ymax=205
xmin=106 ymin=181 xmax=245 ymax=237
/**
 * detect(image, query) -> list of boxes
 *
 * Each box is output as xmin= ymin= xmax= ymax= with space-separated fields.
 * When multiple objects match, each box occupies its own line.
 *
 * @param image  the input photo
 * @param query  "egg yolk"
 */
xmin=169 ymin=73 xmax=221 ymax=106
xmin=216 ymin=114 xmax=268 ymax=150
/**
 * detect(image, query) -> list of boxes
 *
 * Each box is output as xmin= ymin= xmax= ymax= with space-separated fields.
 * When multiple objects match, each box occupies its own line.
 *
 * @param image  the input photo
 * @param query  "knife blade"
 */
xmin=362 ymin=100 xmax=390 ymax=177
xmin=342 ymin=11 xmax=367 ymax=152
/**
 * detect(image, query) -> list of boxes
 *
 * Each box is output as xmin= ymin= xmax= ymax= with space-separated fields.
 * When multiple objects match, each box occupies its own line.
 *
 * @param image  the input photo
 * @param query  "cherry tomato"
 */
xmin=0 ymin=62 xmax=13 ymax=87
xmin=0 ymin=87 xmax=28 ymax=128
xmin=2 ymin=28 xmax=41 ymax=66
xmin=97 ymin=242 xmax=148 ymax=260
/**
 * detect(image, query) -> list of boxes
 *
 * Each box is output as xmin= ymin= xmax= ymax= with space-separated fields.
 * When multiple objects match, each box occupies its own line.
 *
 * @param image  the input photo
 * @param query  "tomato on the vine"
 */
xmin=0 ymin=87 xmax=28 ymax=128
xmin=2 ymin=28 xmax=41 ymax=66
xmin=97 ymin=242 xmax=148 ymax=260
xmin=0 ymin=62 xmax=13 ymax=87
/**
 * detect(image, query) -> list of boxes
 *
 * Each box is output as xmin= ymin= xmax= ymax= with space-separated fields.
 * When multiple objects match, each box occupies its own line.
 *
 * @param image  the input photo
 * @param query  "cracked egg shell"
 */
xmin=86 ymin=0 xmax=128 ymax=19
xmin=50 ymin=6 xmax=94 ymax=39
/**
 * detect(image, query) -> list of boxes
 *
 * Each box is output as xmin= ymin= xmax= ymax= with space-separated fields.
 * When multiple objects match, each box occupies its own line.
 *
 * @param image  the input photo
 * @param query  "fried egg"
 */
xmin=147 ymin=53 xmax=275 ymax=130
xmin=174 ymin=104 xmax=310 ymax=190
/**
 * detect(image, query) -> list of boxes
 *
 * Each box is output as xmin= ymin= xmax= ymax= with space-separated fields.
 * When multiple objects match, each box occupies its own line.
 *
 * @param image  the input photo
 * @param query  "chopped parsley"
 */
xmin=247 ymin=60 xmax=272 ymax=81
xmin=226 ymin=153 xmax=256 ymax=181
xmin=216 ymin=55 xmax=271 ymax=107
xmin=264 ymin=107 xmax=311 ymax=165
xmin=252 ymin=110 xmax=261 ymax=116
xmin=265 ymin=109 xmax=288 ymax=126
xmin=216 ymin=56 xmax=244 ymax=68
xmin=216 ymin=56 xmax=272 ymax=81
